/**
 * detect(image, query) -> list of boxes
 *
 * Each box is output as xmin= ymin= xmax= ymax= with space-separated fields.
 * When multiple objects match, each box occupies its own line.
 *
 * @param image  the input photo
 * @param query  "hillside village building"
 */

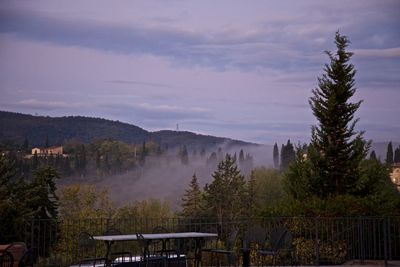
xmin=31 ymin=146 xmax=63 ymax=156
xmin=391 ymin=163 xmax=400 ymax=191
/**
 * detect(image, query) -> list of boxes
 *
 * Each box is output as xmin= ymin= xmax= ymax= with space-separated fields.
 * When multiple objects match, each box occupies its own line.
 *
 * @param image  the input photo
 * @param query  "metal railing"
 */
xmin=11 ymin=216 xmax=400 ymax=266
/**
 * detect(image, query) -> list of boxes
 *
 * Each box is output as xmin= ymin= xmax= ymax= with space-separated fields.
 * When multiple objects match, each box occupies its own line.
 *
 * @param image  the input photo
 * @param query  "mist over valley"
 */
xmin=0 ymin=110 xmax=273 ymax=209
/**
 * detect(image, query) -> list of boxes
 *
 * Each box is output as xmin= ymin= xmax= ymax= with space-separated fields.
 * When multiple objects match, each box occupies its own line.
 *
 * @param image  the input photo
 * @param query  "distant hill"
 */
xmin=0 ymin=110 xmax=255 ymax=150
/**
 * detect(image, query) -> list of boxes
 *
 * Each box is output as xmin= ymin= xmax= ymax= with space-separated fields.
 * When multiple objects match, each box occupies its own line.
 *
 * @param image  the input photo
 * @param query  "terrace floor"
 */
xmin=340 ymin=261 xmax=400 ymax=266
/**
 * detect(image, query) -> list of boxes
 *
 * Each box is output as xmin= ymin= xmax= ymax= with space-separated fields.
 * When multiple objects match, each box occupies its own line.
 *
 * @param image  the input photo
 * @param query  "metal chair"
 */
xmin=209 ymin=227 xmax=239 ymax=267
xmin=4 ymin=242 xmax=27 ymax=267
xmin=257 ymin=227 xmax=295 ymax=267
xmin=200 ymin=224 xmax=221 ymax=265
xmin=77 ymin=232 xmax=107 ymax=267
xmin=0 ymin=251 xmax=14 ymax=267
xmin=18 ymin=249 xmax=36 ymax=267
xmin=241 ymin=225 xmax=268 ymax=267
xmin=103 ymin=228 xmax=132 ymax=263
xmin=272 ymin=228 xmax=296 ymax=267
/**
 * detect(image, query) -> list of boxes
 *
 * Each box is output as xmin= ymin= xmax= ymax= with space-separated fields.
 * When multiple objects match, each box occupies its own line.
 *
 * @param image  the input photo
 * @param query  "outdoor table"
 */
xmin=93 ymin=232 xmax=218 ymax=267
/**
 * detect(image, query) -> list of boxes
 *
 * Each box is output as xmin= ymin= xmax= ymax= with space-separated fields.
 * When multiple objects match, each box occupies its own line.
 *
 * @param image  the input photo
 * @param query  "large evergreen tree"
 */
xmin=307 ymin=32 xmax=369 ymax=196
xmin=0 ymin=154 xmax=31 ymax=242
xmin=0 ymin=156 xmax=60 ymax=243
xmin=284 ymin=33 xmax=400 ymax=216
xmin=28 ymin=167 xmax=59 ymax=220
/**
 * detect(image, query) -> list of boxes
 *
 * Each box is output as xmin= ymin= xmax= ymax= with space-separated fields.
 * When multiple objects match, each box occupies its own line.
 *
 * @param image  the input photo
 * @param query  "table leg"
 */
xmin=104 ymin=241 xmax=113 ymax=267
xmin=194 ymin=238 xmax=203 ymax=267
xmin=241 ymin=248 xmax=250 ymax=267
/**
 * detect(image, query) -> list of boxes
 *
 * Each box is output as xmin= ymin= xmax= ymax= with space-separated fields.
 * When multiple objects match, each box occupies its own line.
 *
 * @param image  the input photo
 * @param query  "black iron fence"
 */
xmin=10 ymin=216 xmax=400 ymax=266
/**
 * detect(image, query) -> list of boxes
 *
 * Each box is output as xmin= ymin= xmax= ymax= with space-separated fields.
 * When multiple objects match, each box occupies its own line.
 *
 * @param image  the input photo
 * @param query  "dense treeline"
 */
xmin=0 ymin=137 xmax=255 ymax=180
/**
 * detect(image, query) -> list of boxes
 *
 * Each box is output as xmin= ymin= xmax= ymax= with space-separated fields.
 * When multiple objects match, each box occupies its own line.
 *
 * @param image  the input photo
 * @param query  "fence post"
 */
xmin=30 ymin=219 xmax=35 ymax=254
xmin=384 ymin=217 xmax=388 ymax=267
xmin=357 ymin=217 xmax=365 ymax=264
xmin=315 ymin=218 xmax=319 ymax=267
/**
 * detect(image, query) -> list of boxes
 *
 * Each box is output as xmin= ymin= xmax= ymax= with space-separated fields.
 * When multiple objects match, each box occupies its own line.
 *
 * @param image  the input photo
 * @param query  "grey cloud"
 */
xmin=360 ymin=123 xmax=400 ymax=142
xmin=107 ymin=80 xmax=174 ymax=88
xmin=191 ymin=119 xmax=312 ymax=133
xmin=0 ymin=7 xmax=335 ymax=72
xmin=1 ymin=4 xmax=399 ymax=74
xmin=182 ymin=119 xmax=313 ymax=144
xmin=6 ymin=99 xmax=87 ymax=111
xmin=0 ymin=2 xmax=400 ymax=74
xmin=0 ymin=8 xmax=202 ymax=56
xmin=354 ymin=48 xmax=400 ymax=58
xmin=354 ymin=59 xmax=400 ymax=90
xmin=99 ymin=102 xmax=212 ymax=121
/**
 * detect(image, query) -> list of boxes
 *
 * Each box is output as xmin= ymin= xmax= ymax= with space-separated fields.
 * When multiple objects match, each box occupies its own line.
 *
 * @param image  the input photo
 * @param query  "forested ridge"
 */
xmin=0 ymin=110 xmax=252 ymax=150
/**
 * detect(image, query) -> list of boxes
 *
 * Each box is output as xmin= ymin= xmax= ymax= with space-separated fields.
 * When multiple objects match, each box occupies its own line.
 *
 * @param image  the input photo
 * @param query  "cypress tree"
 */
xmin=394 ymin=146 xmax=400 ymax=163
xmin=308 ymin=32 xmax=369 ymax=196
xmin=140 ymin=141 xmax=146 ymax=165
xmin=239 ymin=149 xmax=245 ymax=164
xmin=273 ymin=143 xmax=279 ymax=169
xmin=280 ymin=140 xmax=295 ymax=170
xmin=369 ymin=150 xmax=377 ymax=161
xmin=80 ymin=144 xmax=86 ymax=172
xmin=45 ymin=135 xmax=49 ymax=148
xmin=63 ymin=156 xmax=72 ymax=175
xmin=207 ymin=152 xmax=218 ymax=166
xmin=386 ymin=142 xmax=394 ymax=165
xmin=180 ymin=145 xmax=189 ymax=165
xmin=23 ymin=137 xmax=29 ymax=152
xmin=200 ymin=148 xmax=206 ymax=158
xmin=32 ymin=151 xmax=39 ymax=170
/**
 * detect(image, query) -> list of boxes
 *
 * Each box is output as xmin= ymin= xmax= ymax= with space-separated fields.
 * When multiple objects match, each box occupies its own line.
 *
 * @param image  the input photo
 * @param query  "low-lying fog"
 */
xmin=58 ymin=144 xmax=273 ymax=210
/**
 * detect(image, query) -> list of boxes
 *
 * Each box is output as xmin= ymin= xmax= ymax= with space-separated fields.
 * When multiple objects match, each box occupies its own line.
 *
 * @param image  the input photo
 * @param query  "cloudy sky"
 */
xmin=0 ymin=0 xmax=399 ymax=144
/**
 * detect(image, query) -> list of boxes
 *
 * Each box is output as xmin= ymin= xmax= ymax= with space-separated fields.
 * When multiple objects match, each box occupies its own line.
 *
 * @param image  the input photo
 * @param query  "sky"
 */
xmin=0 ymin=0 xmax=399 ymax=145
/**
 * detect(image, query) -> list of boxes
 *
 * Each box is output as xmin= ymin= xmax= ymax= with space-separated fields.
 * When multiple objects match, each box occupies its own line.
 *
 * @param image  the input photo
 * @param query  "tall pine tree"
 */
xmin=307 ymin=32 xmax=369 ymax=196
xmin=181 ymin=173 xmax=203 ymax=218
xmin=204 ymin=154 xmax=246 ymax=224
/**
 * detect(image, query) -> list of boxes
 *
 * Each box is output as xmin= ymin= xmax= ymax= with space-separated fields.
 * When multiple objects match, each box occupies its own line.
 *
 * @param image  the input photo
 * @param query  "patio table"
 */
xmin=93 ymin=232 xmax=218 ymax=267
